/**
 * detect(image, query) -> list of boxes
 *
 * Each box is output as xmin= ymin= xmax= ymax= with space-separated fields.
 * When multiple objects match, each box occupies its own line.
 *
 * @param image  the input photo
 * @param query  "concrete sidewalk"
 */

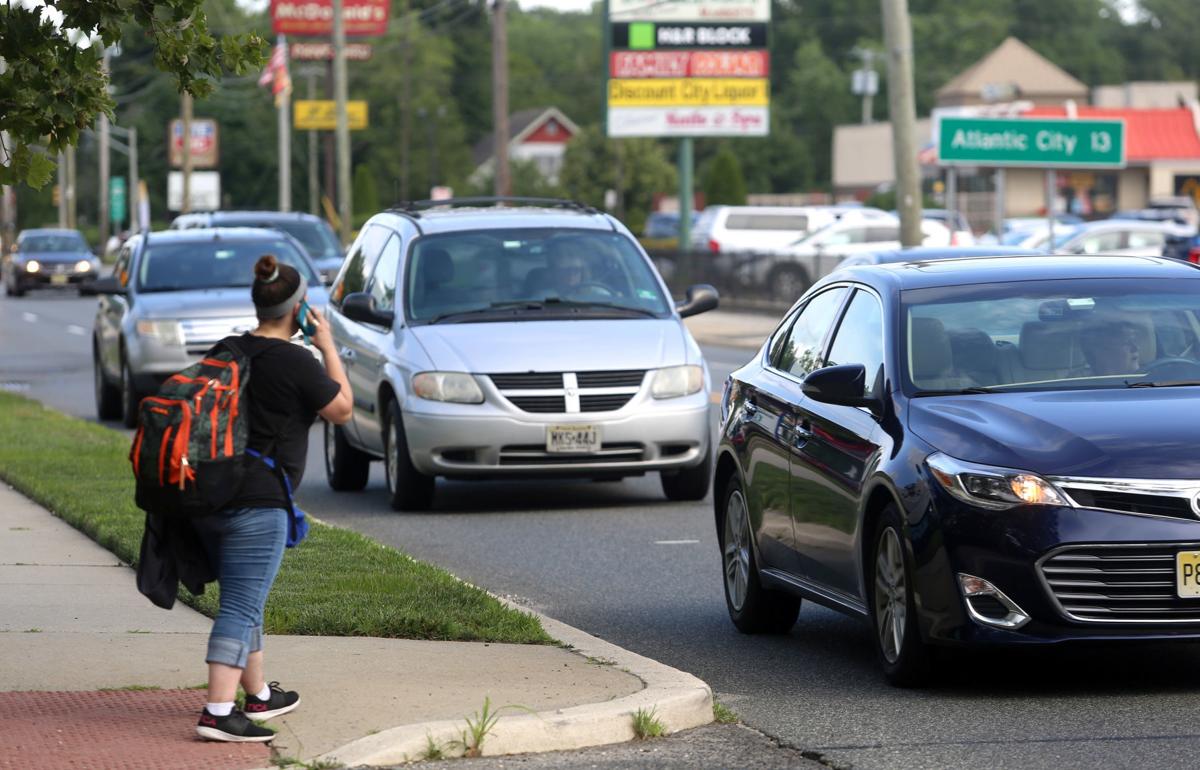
xmin=0 ymin=484 xmax=675 ymax=768
xmin=684 ymin=309 xmax=781 ymax=351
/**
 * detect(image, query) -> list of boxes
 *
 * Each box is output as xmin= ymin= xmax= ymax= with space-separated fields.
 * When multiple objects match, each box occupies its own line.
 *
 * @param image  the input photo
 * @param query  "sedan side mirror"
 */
xmin=802 ymin=364 xmax=880 ymax=414
xmin=85 ymin=276 xmax=125 ymax=295
xmin=342 ymin=291 xmax=395 ymax=328
xmin=675 ymin=283 xmax=719 ymax=318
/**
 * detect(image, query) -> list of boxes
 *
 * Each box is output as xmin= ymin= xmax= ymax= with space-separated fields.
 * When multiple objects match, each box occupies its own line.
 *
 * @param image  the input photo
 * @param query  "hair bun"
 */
xmin=254 ymin=254 xmax=280 ymax=283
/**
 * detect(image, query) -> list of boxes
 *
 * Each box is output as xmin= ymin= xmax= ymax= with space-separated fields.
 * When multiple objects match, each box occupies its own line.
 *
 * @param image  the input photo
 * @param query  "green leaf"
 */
xmin=25 ymin=152 xmax=55 ymax=189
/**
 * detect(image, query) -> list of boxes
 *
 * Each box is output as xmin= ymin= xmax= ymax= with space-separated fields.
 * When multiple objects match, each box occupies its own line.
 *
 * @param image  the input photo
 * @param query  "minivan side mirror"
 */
xmin=675 ymin=283 xmax=719 ymax=318
xmin=342 ymin=291 xmax=395 ymax=327
xmin=85 ymin=276 xmax=125 ymax=295
xmin=802 ymin=364 xmax=880 ymax=414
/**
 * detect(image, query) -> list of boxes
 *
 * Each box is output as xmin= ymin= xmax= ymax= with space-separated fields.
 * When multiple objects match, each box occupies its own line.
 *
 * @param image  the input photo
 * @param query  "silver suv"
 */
xmin=323 ymin=198 xmax=719 ymax=510
xmin=90 ymin=228 xmax=327 ymax=427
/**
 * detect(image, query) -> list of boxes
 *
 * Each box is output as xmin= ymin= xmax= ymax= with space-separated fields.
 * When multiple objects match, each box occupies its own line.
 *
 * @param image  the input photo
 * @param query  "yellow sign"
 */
xmin=294 ymin=100 xmax=369 ymax=131
xmin=607 ymin=78 xmax=769 ymax=107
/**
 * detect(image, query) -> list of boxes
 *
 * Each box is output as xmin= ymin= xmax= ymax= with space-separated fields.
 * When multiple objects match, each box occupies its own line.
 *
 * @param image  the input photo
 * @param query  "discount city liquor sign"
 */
xmin=937 ymin=116 xmax=1126 ymax=168
xmin=606 ymin=0 xmax=770 ymax=138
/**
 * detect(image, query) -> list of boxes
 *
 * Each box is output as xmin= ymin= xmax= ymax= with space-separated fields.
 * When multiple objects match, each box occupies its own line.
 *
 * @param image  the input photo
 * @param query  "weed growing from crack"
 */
xmin=632 ymin=707 xmax=666 ymax=739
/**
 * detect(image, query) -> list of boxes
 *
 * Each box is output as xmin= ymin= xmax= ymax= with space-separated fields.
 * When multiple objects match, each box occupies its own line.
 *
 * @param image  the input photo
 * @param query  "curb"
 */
xmin=320 ymin=600 xmax=714 ymax=766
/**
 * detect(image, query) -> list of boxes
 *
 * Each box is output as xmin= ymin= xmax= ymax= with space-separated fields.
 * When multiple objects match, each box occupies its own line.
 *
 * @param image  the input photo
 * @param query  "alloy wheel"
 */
xmin=874 ymin=526 xmax=907 ymax=664
xmin=723 ymin=489 xmax=751 ymax=612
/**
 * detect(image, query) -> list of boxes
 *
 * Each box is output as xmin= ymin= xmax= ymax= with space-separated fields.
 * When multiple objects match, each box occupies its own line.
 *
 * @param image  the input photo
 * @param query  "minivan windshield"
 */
xmin=405 ymin=228 xmax=671 ymax=323
xmin=232 ymin=219 xmax=343 ymax=260
xmin=903 ymin=278 xmax=1200 ymax=394
xmin=138 ymin=238 xmax=317 ymax=292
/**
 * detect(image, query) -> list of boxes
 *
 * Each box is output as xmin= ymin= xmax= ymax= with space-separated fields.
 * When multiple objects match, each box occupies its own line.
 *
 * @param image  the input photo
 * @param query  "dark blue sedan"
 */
xmin=715 ymin=254 xmax=1200 ymax=686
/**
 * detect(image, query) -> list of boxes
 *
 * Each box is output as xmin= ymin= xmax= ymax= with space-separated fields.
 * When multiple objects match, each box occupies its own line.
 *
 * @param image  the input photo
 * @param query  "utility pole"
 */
xmin=65 ymin=144 xmax=77 ymax=228
xmin=400 ymin=0 xmax=412 ymax=201
xmin=98 ymin=48 xmax=112 ymax=248
xmin=278 ymin=37 xmax=292 ymax=212
xmin=491 ymin=0 xmax=510 ymax=197
xmin=880 ymin=0 xmax=922 ymax=246
xmin=181 ymin=91 xmax=194 ymax=213
xmin=128 ymin=127 xmax=139 ymax=231
xmin=324 ymin=60 xmax=335 ymax=218
xmin=332 ymin=0 xmax=353 ymax=244
xmin=678 ymin=139 xmax=693 ymax=250
xmin=307 ymin=70 xmax=319 ymax=215
xmin=57 ymin=152 xmax=66 ymax=227
xmin=0 ymin=58 xmax=13 ymax=252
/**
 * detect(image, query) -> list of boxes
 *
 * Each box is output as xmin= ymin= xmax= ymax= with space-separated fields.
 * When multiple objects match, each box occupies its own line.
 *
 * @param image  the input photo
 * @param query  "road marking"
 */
xmin=66 ymin=325 xmax=86 ymax=336
xmin=21 ymin=312 xmax=37 ymax=323
xmin=655 ymin=539 xmax=700 ymax=545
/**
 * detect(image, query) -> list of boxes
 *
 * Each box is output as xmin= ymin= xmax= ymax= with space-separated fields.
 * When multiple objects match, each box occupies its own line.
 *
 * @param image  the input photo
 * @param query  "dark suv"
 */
xmin=170 ymin=211 xmax=344 ymax=283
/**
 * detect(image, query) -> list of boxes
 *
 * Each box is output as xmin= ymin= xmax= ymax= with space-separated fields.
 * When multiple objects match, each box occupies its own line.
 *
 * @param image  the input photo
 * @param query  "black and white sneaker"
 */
xmin=195 ymin=708 xmax=275 ymax=742
xmin=243 ymin=681 xmax=301 ymax=721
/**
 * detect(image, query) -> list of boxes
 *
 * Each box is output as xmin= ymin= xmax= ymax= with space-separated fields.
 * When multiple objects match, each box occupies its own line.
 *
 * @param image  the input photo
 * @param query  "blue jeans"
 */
xmin=196 ymin=507 xmax=287 ymax=669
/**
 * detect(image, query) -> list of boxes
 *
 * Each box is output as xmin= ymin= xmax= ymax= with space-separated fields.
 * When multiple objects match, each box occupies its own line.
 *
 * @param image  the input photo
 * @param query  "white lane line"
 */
xmin=66 ymin=325 xmax=86 ymax=336
xmin=655 ymin=539 xmax=700 ymax=545
xmin=21 ymin=312 xmax=37 ymax=323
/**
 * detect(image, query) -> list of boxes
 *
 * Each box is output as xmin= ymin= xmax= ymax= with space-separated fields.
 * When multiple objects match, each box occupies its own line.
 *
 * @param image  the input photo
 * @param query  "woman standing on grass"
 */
xmin=195 ymin=254 xmax=352 ymax=742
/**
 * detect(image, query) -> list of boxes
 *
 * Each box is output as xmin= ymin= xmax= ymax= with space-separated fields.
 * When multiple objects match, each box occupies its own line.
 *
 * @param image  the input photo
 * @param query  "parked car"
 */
xmin=89 ymin=228 xmax=327 ymax=427
xmin=1162 ymin=231 xmax=1200 ymax=264
xmin=689 ymin=205 xmax=890 ymax=255
xmin=742 ymin=216 xmax=951 ymax=301
xmin=834 ymin=244 xmax=1035 ymax=271
xmin=323 ymin=198 xmax=718 ymax=510
xmin=891 ymin=209 xmax=976 ymax=246
xmin=3 ymin=228 xmax=99 ymax=297
xmin=642 ymin=211 xmax=698 ymax=240
xmin=1001 ymin=214 xmax=1084 ymax=235
xmin=1052 ymin=219 xmax=1192 ymax=256
xmin=715 ymin=253 xmax=1200 ymax=685
xmin=170 ymin=210 xmax=344 ymax=284
xmin=1147 ymin=195 xmax=1199 ymax=230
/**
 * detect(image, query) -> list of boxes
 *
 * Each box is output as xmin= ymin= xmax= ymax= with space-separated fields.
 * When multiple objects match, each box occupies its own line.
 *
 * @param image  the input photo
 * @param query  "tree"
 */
xmin=702 ymin=145 xmax=748 ymax=206
xmin=353 ymin=163 xmax=379 ymax=218
xmin=0 ymin=0 xmax=265 ymax=187
xmin=560 ymin=128 xmax=676 ymax=234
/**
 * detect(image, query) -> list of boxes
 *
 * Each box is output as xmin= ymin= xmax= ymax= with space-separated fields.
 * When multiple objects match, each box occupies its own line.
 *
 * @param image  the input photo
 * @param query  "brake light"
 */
xmin=1189 ymin=246 xmax=1200 ymax=264
xmin=708 ymin=239 xmax=720 ymax=254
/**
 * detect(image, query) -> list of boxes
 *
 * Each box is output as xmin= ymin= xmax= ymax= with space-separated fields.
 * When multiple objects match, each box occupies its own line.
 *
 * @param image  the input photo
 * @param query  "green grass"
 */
xmin=0 ymin=392 xmax=550 ymax=644
xmin=631 ymin=706 xmax=667 ymax=739
xmin=712 ymin=700 xmax=739 ymax=724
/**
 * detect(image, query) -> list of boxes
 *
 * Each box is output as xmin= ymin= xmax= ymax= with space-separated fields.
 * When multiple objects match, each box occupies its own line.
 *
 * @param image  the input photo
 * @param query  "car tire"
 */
xmin=120 ymin=358 xmax=141 ymax=429
xmin=324 ymin=418 xmax=371 ymax=491
xmin=94 ymin=345 xmax=122 ymax=421
xmin=869 ymin=504 xmax=933 ymax=688
xmin=383 ymin=401 xmax=435 ymax=511
xmin=720 ymin=475 xmax=801 ymax=634
xmin=8 ymin=279 xmax=24 ymax=298
xmin=661 ymin=445 xmax=712 ymax=501
xmin=768 ymin=265 xmax=810 ymax=303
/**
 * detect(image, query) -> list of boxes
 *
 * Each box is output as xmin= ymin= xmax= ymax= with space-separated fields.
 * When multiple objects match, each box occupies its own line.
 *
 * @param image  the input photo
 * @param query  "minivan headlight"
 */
xmin=651 ymin=365 xmax=703 ymax=399
xmin=927 ymin=452 xmax=1067 ymax=510
xmin=135 ymin=319 xmax=185 ymax=346
xmin=412 ymin=371 xmax=484 ymax=404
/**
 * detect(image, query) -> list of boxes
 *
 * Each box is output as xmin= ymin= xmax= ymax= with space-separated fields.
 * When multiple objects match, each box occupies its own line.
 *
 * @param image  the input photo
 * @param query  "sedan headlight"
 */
xmin=74 ymin=259 xmax=94 ymax=273
xmin=651 ymin=365 xmax=704 ymax=399
xmin=135 ymin=319 xmax=185 ymax=346
xmin=412 ymin=371 xmax=484 ymax=404
xmin=927 ymin=452 xmax=1067 ymax=510
xmin=24 ymin=260 xmax=40 ymax=273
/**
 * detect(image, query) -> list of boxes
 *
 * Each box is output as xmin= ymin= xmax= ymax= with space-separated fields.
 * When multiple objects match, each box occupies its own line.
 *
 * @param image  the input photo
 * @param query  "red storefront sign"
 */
xmin=290 ymin=42 xmax=373 ymax=61
xmin=609 ymin=50 xmax=769 ymax=79
xmin=271 ymin=0 xmax=389 ymax=37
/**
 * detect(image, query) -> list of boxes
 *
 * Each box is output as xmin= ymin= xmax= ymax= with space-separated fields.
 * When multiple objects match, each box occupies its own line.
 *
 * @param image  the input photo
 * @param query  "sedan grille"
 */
xmin=1058 ymin=487 xmax=1194 ymax=520
xmin=1040 ymin=545 xmax=1200 ymax=624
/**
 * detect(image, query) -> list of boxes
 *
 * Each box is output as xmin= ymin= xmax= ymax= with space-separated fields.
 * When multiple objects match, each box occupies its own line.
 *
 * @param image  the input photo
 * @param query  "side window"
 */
xmin=1128 ymin=230 xmax=1165 ymax=249
xmin=1075 ymin=231 xmax=1122 ymax=254
xmin=366 ymin=235 xmax=401 ymax=312
xmin=825 ymin=289 xmax=885 ymax=398
xmin=773 ymin=287 xmax=847 ymax=379
xmin=867 ymin=226 xmax=900 ymax=242
xmin=331 ymin=226 xmax=389 ymax=307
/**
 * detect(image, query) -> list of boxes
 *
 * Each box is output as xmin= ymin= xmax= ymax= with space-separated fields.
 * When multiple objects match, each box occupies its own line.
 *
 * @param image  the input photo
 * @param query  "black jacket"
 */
xmin=136 ymin=512 xmax=216 ymax=609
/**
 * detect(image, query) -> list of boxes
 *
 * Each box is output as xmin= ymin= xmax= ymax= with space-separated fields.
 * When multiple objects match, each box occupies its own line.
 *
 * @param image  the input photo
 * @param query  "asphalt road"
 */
xmin=8 ymin=288 xmax=1200 ymax=770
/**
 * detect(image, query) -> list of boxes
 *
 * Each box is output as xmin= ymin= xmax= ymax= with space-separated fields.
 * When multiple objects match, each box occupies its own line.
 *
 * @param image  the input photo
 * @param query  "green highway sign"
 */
xmin=938 ymin=116 xmax=1126 ymax=168
xmin=109 ymin=177 xmax=127 ymax=227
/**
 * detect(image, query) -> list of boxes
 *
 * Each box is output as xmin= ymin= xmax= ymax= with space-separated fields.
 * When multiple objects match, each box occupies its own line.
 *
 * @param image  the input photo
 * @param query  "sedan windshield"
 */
xmin=405 ymin=228 xmax=670 ymax=323
xmin=138 ymin=239 xmax=317 ymax=292
xmin=22 ymin=234 xmax=87 ymax=252
xmin=903 ymin=279 xmax=1200 ymax=394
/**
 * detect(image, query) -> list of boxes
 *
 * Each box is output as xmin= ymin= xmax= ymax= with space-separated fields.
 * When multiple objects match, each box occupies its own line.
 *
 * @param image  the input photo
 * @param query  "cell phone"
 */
xmin=297 ymin=299 xmax=319 ymax=342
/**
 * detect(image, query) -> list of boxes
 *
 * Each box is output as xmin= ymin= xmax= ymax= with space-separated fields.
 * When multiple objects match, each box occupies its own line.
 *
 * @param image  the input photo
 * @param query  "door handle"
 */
xmin=339 ymin=346 xmax=356 ymax=364
xmin=793 ymin=418 xmax=813 ymax=447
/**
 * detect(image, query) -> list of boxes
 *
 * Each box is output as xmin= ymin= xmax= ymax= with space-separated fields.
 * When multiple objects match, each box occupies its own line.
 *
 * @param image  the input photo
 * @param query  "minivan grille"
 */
xmin=498 ymin=443 xmax=644 ymax=466
xmin=488 ymin=370 xmax=645 ymax=414
xmin=489 ymin=373 xmax=564 ymax=390
xmin=507 ymin=396 xmax=566 ymax=413
xmin=1040 ymin=545 xmax=1200 ymax=624
xmin=577 ymin=370 xmax=645 ymax=388
xmin=580 ymin=394 xmax=634 ymax=412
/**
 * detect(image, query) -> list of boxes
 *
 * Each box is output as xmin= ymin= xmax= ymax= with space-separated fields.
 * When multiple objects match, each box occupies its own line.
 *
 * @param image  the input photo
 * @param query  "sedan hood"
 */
xmin=411 ymin=319 xmax=687 ymax=373
xmin=909 ymin=388 xmax=1200 ymax=479
xmin=136 ymin=287 xmax=330 ymax=320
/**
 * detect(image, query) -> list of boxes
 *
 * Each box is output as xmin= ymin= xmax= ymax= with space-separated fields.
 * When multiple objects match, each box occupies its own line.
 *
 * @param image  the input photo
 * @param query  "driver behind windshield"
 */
xmin=547 ymin=241 xmax=589 ymax=297
xmin=1080 ymin=320 xmax=1141 ymax=376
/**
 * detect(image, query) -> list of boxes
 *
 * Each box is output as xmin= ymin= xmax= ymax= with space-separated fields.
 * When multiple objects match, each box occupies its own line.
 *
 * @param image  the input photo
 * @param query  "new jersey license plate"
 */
xmin=1177 ymin=551 xmax=1200 ymax=598
xmin=546 ymin=424 xmax=600 ymax=453
xmin=50 ymin=274 xmax=70 ymax=285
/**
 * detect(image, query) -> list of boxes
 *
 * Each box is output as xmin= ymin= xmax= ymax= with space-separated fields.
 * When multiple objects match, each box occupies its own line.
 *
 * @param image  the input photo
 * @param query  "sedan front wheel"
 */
xmin=869 ymin=504 xmax=932 ymax=687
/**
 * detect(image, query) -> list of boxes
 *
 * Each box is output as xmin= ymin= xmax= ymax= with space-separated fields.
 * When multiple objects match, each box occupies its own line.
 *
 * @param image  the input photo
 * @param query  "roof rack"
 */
xmin=387 ymin=197 xmax=599 ymax=216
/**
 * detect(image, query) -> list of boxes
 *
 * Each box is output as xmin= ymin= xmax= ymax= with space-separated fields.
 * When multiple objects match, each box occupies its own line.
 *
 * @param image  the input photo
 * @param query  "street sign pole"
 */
xmin=994 ymin=168 xmax=1005 ymax=240
xmin=1045 ymin=170 xmax=1055 ymax=253
xmin=679 ymin=137 xmax=693 ymax=250
xmin=332 ymin=0 xmax=353 ymax=244
xmin=279 ymin=37 xmax=291 ymax=213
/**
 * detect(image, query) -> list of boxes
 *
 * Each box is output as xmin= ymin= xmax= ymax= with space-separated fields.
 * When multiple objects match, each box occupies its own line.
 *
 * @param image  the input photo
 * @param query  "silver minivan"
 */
xmin=322 ymin=200 xmax=718 ymax=510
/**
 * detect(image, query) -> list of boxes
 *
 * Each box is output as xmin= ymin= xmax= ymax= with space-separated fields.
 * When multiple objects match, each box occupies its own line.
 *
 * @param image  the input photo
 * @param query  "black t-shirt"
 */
xmin=224 ymin=333 xmax=341 ymax=509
